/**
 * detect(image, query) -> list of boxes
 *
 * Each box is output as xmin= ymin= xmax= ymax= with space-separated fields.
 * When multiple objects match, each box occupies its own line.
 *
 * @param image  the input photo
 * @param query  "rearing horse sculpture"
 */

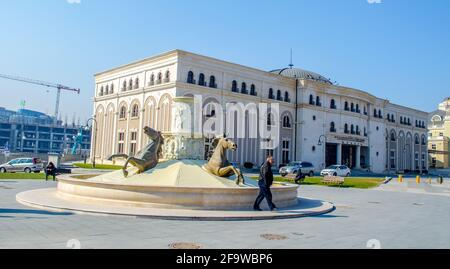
xmin=108 ymin=126 xmax=164 ymax=177
xmin=202 ymin=137 xmax=245 ymax=185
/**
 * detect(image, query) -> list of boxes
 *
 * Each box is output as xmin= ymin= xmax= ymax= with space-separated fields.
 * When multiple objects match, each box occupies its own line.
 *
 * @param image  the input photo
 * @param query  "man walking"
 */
xmin=254 ymin=156 xmax=277 ymax=211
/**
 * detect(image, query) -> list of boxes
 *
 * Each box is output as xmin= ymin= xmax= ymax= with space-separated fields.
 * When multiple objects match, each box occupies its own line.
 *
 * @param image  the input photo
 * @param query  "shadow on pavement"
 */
xmin=0 ymin=208 xmax=73 ymax=216
xmin=311 ymin=214 xmax=348 ymax=219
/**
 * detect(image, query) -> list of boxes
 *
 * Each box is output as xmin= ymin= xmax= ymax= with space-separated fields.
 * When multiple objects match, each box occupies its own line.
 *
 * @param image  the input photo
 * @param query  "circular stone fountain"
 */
xmin=16 ymin=97 xmax=334 ymax=220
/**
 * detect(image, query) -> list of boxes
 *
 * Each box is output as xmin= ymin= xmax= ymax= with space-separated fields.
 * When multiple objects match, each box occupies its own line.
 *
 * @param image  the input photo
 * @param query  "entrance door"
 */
xmin=342 ymin=145 xmax=356 ymax=168
xmin=326 ymin=144 xmax=337 ymax=167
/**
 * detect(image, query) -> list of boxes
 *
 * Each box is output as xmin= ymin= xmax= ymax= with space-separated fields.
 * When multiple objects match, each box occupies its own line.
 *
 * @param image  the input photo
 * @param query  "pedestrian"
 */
xmin=45 ymin=162 xmax=57 ymax=181
xmin=254 ymin=155 xmax=278 ymax=211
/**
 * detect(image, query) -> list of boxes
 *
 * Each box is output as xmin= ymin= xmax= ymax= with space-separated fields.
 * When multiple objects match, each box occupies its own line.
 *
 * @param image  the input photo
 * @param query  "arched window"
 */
xmin=351 ymin=103 xmax=355 ymax=112
xmin=345 ymin=101 xmax=349 ymax=111
xmin=269 ymin=88 xmax=274 ymax=99
xmin=122 ymin=81 xmax=127 ymax=91
xmin=250 ymin=84 xmax=256 ymax=96
xmin=187 ymin=71 xmax=194 ymax=84
xmin=374 ymin=109 xmax=378 ymax=117
xmin=110 ymin=84 xmax=114 ymax=94
xmin=149 ymin=74 xmax=155 ymax=86
xmin=356 ymin=104 xmax=360 ymax=113
xmin=232 ymin=80 xmax=238 ymax=92
xmin=284 ymin=92 xmax=290 ymax=102
xmin=316 ymin=96 xmax=321 ymax=106
xmin=199 ymin=73 xmax=205 ymax=86
xmin=415 ymin=135 xmax=420 ymax=145
xmin=391 ymin=132 xmax=397 ymax=142
xmin=356 ymin=125 xmax=360 ymax=135
xmin=351 ymin=124 xmax=355 ymax=134
xmin=209 ymin=76 xmax=216 ymax=88
xmin=134 ymin=78 xmax=139 ymax=89
xmin=344 ymin=124 xmax=349 ymax=133
xmin=283 ymin=115 xmax=291 ymax=128
xmin=128 ymin=79 xmax=133 ymax=90
xmin=105 ymin=85 xmax=109 ymax=95
xmin=119 ymin=106 xmax=127 ymax=119
xmin=241 ymin=82 xmax=247 ymax=94
xmin=267 ymin=113 xmax=274 ymax=126
xmin=165 ymin=70 xmax=170 ymax=82
xmin=131 ymin=104 xmax=139 ymax=118
xmin=330 ymin=122 xmax=336 ymax=133
xmin=364 ymin=127 xmax=367 ymax=136
xmin=309 ymin=95 xmax=315 ymax=105
xmin=157 ymin=72 xmax=162 ymax=84
xmin=330 ymin=99 xmax=336 ymax=109
xmin=378 ymin=110 xmax=382 ymax=118
xmin=421 ymin=135 xmax=426 ymax=145
xmin=277 ymin=90 xmax=282 ymax=101
xmin=99 ymin=86 xmax=104 ymax=96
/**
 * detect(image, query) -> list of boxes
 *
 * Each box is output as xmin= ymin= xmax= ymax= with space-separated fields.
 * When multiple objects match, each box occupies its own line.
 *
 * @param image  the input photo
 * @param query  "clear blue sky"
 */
xmin=1 ymin=0 xmax=449 ymax=123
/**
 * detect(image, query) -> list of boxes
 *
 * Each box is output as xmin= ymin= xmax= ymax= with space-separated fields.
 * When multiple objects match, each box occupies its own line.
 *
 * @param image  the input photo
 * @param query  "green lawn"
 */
xmin=251 ymin=176 xmax=385 ymax=189
xmin=0 ymin=172 xmax=47 ymax=180
xmin=73 ymin=163 xmax=123 ymax=170
xmin=279 ymin=176 xmax=385 ymax=189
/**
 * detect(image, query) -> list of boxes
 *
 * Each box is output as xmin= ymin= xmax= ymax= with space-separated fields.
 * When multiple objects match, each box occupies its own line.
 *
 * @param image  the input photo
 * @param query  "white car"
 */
xmin=321 ymin=165 xmax=351 ymax=177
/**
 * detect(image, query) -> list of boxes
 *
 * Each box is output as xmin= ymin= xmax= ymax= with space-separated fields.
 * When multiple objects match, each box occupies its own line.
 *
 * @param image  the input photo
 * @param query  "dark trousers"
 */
xmin=254 ymin=182 xmax=276 ymax=210
xmin=46 ymin=171 xmax=56 ymax=181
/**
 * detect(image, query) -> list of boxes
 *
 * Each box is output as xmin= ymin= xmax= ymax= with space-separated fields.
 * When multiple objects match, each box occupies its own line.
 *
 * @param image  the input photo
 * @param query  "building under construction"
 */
xmin=0 ymin=107 xmax=91 ymax=154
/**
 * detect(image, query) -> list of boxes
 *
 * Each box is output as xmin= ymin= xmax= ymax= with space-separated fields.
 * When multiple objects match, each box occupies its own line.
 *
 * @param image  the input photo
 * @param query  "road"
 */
xmin=1 ymin=180 xmax=450 ymax=249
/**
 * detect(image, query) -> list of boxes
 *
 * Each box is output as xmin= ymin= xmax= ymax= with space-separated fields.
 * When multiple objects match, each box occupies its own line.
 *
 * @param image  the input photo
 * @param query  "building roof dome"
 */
xmin=270 ymin=67 xmax=333 ymax=85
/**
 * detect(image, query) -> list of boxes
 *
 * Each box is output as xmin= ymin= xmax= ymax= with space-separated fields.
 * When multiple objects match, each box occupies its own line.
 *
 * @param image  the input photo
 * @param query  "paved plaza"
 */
xmin=1 ymin=179 xmax=450 ymax=249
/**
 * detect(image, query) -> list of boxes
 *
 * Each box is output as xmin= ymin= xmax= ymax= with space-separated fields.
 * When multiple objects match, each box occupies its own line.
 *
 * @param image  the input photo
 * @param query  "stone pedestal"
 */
xmin=162 ymin=97 xmax=205 ymax=160
xmin=162 ymin=134 xmax=204 ymax=160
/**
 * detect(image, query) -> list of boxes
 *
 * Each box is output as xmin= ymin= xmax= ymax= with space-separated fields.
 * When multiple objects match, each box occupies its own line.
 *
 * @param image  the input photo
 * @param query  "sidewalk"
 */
xmin=377 ymin=177 xmax=450 ymax=197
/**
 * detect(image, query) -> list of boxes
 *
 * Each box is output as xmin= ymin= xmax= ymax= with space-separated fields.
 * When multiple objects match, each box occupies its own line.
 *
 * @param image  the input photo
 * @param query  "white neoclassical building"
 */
xmin=92 ymin=50 xmax=429 ymax=174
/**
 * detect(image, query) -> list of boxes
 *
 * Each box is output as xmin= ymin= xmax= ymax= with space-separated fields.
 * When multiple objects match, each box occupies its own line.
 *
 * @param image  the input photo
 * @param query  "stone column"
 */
xmin=337 ymin=144 xmax=342 ymax=165
xmin=356 ymin=145 xmax=361 ymax=169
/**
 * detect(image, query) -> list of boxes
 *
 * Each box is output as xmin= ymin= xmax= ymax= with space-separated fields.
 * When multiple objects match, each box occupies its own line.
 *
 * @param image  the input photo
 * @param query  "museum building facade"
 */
xmin=92 ymin=50 xmax=429 ymax=173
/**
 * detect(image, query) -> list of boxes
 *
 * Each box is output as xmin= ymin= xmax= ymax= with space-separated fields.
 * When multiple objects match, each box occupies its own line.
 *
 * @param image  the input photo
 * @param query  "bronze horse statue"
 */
xmin=202 ymin=137 xmax=245 ymax=185
xmin=108 ymin=126 xmax=164 ymax=177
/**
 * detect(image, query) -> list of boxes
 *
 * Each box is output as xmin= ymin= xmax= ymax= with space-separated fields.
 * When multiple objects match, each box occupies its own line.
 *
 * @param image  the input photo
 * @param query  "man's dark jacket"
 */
xmin=259 ymin=161 xmax=274 ymax=187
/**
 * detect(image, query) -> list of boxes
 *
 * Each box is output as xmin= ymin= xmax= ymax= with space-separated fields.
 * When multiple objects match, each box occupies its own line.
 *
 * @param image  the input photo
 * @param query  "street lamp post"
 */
xmin=318 ymin=135 xmax=327 ymax=169
xmin=86 ymin=117 xmax=98 ymax=168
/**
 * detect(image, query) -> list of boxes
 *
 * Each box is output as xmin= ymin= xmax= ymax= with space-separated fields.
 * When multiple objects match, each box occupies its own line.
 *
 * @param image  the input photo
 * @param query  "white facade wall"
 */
xmin=91 ymin=50 xmax=429 ymax=174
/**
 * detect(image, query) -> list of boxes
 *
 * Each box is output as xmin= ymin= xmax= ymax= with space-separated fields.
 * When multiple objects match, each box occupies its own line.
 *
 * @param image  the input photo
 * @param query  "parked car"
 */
xmin=279 ymin=162 xmax=315 ymax=178
xmin=0 ymin=158 xmax=43 ymax=173
xmin=320 ymin=165 xmax=351 ymax=177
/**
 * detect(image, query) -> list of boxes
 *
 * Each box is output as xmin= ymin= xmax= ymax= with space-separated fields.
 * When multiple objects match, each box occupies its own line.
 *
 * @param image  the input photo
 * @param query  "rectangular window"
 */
xmin=118 ymin=132 xmax=125 ymax=154
xmin=390 ymin=150 xmax=396 ymax=169
xmin=129 ymin=131 xmax=138 ymax=156
xmin=282 ymin=140 xmax=290 ymax=164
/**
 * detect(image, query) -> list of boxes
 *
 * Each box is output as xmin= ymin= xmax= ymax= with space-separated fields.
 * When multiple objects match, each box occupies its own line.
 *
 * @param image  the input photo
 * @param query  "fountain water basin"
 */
xmin=56 ymin=159 xmax=299 ymax=210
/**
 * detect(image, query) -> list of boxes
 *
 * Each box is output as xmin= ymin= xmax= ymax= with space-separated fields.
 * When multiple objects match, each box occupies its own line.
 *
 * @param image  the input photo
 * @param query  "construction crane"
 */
xmin=0 ymin=73 xmax=80 ymax=124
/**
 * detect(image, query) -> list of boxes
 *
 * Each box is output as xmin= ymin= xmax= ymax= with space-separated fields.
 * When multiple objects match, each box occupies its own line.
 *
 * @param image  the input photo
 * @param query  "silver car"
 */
xmin=0 ymin=158 xmax=43 ymax=173
xmin=279 ymin=162 xmax=315 ymax=178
